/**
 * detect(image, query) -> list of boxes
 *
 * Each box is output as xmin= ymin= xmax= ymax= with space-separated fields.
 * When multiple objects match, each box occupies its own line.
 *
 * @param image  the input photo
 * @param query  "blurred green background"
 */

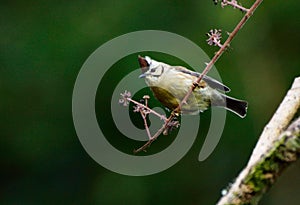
xmin=1 ymin=0 xmax=299 ymax=204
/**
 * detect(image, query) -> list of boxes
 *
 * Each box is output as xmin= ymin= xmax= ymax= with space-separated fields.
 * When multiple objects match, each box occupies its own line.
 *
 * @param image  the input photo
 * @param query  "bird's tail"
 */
xmin=213 ymin=95 xmax=248 ymax=118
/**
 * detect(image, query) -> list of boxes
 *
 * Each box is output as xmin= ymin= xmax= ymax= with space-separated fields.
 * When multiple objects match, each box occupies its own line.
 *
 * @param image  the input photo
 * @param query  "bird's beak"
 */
xmin=139 ymin=73 xmax=147 ymax=78
xmin=138 ymin=55 xmax=149 ymax=74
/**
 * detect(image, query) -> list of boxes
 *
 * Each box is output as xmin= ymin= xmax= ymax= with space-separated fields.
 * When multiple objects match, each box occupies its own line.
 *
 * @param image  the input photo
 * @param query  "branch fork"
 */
xmin=214 ymin=0 xmax=249 ymax=12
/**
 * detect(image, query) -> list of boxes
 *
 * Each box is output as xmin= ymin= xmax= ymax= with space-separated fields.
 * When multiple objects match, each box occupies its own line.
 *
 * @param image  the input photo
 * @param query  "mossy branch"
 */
xmin=217 ymin=77 xmax=300 ymax=205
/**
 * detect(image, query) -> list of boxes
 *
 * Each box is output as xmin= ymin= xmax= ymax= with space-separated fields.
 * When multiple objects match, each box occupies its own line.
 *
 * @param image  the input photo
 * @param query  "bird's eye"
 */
xmin=150 ymin=68 xmax=155 ymax=73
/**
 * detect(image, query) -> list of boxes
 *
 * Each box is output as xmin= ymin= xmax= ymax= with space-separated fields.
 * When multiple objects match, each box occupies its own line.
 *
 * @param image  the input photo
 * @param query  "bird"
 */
xmin=138 ymin=56 xmax=248 ymax=118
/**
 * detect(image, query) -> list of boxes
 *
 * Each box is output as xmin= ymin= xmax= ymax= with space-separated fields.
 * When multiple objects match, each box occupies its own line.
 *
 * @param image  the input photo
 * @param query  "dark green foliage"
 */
xmin=1 ymin=1 xmax=300 ymax=204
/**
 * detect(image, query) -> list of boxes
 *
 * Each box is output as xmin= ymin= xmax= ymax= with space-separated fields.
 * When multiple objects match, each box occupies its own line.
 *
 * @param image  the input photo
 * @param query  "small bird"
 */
xmin=138 ymin=56 xmax=248 ymax=118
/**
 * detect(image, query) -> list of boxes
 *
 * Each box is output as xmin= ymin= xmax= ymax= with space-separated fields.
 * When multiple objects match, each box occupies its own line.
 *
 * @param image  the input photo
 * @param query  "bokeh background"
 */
xmin=1 ymin=0 xmax=299 ymax=204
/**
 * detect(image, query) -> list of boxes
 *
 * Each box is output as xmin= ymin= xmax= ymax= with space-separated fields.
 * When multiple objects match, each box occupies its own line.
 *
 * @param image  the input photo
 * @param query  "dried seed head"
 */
xmin=143 ymin=95 xmax=150 ymax=100
xmin=119 ymin=90 xmax=132 ymax=106
xmin=206 ymin=29 xmax=222 ymax=47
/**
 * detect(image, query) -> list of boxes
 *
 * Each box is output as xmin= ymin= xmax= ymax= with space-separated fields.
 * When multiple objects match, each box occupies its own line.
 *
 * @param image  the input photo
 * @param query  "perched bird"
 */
xmin=138 ymin=56 xmax=248 ymax=118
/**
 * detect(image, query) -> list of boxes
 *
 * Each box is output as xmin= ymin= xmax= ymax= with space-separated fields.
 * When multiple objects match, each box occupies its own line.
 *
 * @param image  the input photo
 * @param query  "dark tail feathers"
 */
xmin=213 ymin=95 xmax=248 ymax=118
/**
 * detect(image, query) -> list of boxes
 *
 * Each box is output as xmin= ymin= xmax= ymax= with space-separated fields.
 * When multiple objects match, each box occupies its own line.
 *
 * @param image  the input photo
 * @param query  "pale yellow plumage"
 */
xmin=138 ymin=56 xmax=248 ymax=117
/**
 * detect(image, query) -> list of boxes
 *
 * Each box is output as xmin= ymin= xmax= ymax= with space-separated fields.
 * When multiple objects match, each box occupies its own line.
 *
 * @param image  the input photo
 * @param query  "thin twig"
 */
xmin=140 ymin=111 xmax=152 ymax=140
xmin=180 ymin=0 xmax=263 ymax=111
xmin=133 ymin=116 xmax=174 ymax=154
xmin=127 ymin=98 xmax=167 ymax=121
xmin=222 ymin=0 xmax=249 ymax=12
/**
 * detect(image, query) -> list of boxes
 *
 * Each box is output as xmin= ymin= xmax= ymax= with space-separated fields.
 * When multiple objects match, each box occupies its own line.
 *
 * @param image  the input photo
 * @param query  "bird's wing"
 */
xmin=173 ymin=66 xmax=230 ymax=92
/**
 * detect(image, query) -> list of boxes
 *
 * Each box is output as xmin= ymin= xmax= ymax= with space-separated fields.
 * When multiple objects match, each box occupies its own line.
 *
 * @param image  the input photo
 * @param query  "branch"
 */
xmin=133 ymin=0 xmax=264 ymax=153
xmin=216 ymin=77 xmax=300 ymax=205
xmin=139 ymin=105 xmax=153 ymax=140
xmin=220 ymin=0 xmax=249 ymax=12
xmin=119 ymin=91 xmax=167 ymax=121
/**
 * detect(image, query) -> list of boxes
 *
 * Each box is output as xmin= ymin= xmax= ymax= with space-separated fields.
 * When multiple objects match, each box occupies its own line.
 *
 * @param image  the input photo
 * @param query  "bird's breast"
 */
xmin=145 ymin=70 xmax=212 ymax=114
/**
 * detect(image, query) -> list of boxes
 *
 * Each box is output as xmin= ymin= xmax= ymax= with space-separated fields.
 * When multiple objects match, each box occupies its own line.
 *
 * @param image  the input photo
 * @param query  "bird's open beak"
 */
xmin=139 ymin=73 xmax=147 ymax=78
xmin=138 ymin=55 xmax=149 ymax=74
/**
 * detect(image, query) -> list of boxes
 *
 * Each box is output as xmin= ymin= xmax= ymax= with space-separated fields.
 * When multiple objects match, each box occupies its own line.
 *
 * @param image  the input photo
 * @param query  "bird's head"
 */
xmin=138 ymin=56 xmax=165 ymax=80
